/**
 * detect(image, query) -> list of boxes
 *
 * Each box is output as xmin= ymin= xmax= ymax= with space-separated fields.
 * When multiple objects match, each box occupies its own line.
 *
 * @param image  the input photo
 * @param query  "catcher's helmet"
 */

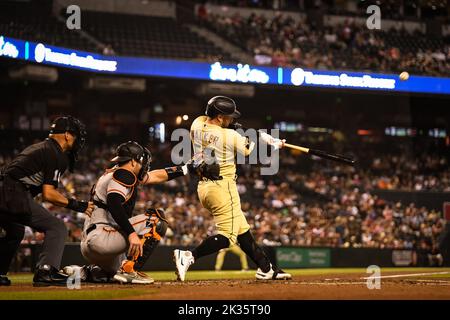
xmin=205 ymin=96 xmax=241 ymax=119
xmin=111 ymin=141 xmax=152 ymax=180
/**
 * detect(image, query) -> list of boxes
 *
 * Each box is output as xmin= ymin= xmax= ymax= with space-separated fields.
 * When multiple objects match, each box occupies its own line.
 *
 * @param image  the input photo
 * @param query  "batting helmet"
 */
xmin=205 ymin=96 xmax=241 ymax=119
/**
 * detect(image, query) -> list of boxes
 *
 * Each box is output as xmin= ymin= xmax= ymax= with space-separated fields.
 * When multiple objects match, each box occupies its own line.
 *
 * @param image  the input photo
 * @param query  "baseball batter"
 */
xmin=174 ymin=96 xmax=292 ymax=281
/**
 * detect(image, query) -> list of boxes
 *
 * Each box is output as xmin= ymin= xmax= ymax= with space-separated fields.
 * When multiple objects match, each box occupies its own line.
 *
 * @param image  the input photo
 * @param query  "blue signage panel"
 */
xmin=1 ymin=35 xmax=450 ymax=95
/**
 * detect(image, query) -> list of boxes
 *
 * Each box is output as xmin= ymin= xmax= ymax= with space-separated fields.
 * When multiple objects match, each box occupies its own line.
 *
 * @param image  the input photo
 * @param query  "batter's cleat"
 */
xmin=113 ymin=270 xmax=154 ymax=284
xmin=173 ymin=249 xmax=195 ymax=281
xmin=0 ymin=275 xmax=11 ymax=286
xmin=255 ymin=264 xmax=292 ymax=280
xmin=33 ymin=264 xmax=69 ymax=287
xmin=62 ymin=265 xmax=88 ymax=282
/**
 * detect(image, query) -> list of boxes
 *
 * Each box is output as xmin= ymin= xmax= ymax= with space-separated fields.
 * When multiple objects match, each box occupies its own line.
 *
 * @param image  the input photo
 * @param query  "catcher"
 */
xmin=173 ymin=96 xmax=292 ymax=281
xmin=64 ymin=141 xmax=217 ymax=284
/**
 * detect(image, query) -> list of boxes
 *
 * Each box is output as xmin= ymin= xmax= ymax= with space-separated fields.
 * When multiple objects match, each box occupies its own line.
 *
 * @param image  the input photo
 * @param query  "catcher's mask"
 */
xmin=205 ymin=96 xmax=241 ymax=119
xmin=50 ymin=116 xmax=87 ymax=172
xmin=111 ymin=141 xmax=152 ymax=181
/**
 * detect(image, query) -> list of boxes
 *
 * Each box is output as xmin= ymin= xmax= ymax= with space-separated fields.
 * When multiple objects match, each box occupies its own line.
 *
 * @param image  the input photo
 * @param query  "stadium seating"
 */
xmin=0 ymin=1 xmax=231 ymax=61
xmin=201 ymin=11 xmax=449 ymax=76
xmin=0 ymin=2 xmax=95 ymax=52
xmin=1 ymin=0 xmax=447 ymax=74
xmin=80 ymin=11 xmax=231 ymax=60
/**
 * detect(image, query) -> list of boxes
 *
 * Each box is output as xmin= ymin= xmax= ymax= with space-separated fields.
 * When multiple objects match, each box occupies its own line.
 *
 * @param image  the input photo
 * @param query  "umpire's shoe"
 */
xmin=0 ymin=275 xmax=11 ymax=286
xmin=33 ymin=264 xmax=69 ymax=287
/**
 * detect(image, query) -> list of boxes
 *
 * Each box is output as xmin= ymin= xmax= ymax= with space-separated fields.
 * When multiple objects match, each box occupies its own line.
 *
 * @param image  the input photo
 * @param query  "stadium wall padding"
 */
xmin=14 ymin=244 xmax=428 ymax=272
xmin=330 ymin=247 xmax=394 ymax=267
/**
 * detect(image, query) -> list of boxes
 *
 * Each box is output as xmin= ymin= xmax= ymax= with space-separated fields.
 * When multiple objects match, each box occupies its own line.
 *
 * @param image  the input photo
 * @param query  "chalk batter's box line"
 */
xmin=360 ymin=271 xmax=450 ymax=280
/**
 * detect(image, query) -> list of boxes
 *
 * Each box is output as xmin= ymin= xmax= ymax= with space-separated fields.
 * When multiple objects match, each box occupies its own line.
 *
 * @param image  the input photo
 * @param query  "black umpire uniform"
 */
xmin=0 ymin=116 xmax=91 ymax=286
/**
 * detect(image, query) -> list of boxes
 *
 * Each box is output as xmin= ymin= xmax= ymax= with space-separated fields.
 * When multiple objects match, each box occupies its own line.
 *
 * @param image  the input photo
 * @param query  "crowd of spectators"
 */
xmin=201 ymin=10 xmax=450 ymax=76
xmin=201 ymin=0 xmax=449 ymax=21
xmin=1 ymin=140 xmax=447 ymax=257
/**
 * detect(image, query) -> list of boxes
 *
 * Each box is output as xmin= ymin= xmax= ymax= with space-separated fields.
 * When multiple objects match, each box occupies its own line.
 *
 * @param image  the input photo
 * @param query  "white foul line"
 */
xmin=360 ymin=271 xmax=450 ymax=280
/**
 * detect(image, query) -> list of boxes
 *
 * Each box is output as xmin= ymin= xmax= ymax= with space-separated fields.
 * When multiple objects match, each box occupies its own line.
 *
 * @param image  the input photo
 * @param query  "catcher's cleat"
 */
xmin=62 ymin=264 xmax=114 ymax=283
xmin=173 ymin=249 xmax=195 ymax=281
xmin=255 ymin=264 xmax=292 ymax=280
xmin=87 ymin=265 xmax=115 ymax=283
xmin=0 ymin=275 xmax=11 ymax=286
xmin=113 ymin=269 xmax=154 ymax=284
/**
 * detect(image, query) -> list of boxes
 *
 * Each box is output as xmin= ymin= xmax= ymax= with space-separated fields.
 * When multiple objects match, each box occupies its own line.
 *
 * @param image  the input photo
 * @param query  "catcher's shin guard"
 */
xmin=131 ymin=208 xmax=168 ymax=271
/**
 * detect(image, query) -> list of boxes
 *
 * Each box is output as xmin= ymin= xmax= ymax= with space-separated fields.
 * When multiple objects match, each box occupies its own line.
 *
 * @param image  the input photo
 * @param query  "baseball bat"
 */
xmin=235 ymin=124 xmax=356 ymax=166
xmin=284 ymin=143 xmax=356 ymax=166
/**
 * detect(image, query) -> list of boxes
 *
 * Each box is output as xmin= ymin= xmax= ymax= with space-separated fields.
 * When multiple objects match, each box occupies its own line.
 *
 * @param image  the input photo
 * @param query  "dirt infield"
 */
xmin=130 ymin=279 xmax=450 ymax=300
xmin=2 ymin=269 xmax=450 ymax=300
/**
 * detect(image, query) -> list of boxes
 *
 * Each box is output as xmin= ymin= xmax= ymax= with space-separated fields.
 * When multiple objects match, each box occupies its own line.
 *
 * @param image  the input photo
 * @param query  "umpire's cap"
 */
xmin=111 ymin=141 xmax=152 ymax=164
xmin=205 ymin=96 xmax=241 ymax=118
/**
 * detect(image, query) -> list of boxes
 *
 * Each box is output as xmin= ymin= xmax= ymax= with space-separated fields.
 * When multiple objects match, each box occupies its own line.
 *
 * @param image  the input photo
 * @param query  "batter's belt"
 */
xmin=200 ymin=174 xmax=237 ymax=183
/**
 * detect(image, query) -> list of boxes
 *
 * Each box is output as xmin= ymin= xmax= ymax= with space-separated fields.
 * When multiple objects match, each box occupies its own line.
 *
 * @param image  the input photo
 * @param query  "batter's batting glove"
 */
xmin=258 ymin=130 xmax=285 ymax=150
xmin=229 ymin=122 xmax=243 ymax=130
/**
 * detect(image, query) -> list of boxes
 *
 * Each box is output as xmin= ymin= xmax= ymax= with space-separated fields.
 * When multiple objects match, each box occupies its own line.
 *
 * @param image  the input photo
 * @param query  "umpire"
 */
xmin=0 ymin=116 xmax=94 ymax=286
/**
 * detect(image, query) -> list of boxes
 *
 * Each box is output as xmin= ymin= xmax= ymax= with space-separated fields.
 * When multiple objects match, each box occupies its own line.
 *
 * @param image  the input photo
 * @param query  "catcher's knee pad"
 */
xmin=145 ymin=208 xmax=168 ymax=240
xmin=133 ymin=208 xmax=168 ymax=270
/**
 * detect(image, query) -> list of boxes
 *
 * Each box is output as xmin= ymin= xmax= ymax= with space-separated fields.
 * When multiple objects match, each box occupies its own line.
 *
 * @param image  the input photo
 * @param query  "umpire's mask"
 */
xmin=50 ymin=116 xmax=87 ymax=172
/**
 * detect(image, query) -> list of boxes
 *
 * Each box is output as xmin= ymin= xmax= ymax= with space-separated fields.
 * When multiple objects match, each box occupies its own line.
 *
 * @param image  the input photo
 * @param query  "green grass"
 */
xmin=3 ymin=288 xmax=154 ymax=300
xmin=2 ymin=268 xmax=450 ymax=300
xmin=7 ymin=267 xmax=450 ymax=283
